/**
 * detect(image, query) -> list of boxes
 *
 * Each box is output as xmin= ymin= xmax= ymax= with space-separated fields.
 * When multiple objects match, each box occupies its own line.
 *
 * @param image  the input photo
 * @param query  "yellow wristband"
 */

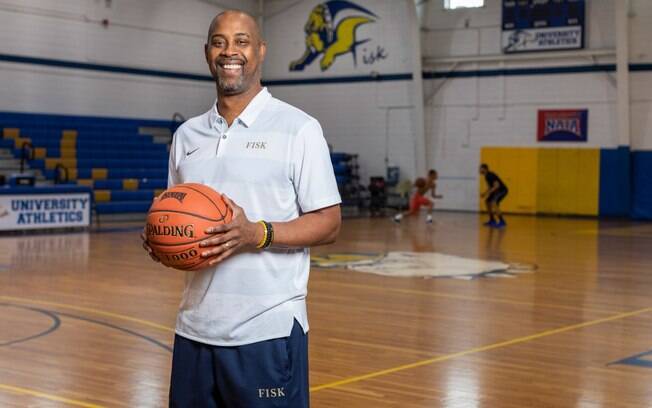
xmin=256 ymin=220 xmax=268 ymax=249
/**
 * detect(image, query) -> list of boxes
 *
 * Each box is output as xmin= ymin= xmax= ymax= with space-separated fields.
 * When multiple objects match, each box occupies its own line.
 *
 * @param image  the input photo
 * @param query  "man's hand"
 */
xmin=141 ymin=227 xmax=161 ymax=263
xmin=199 ymin=195 xmax=264 ymax=266
xmin=142 ymin=195 xmax=162 ymax=264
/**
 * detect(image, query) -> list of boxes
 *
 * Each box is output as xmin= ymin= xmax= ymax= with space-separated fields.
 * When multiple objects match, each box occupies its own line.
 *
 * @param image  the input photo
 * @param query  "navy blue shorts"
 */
xmin=169 ymin=320 xmax=309 ymax=408
xmin=486 ymin=188 xmax=508 ymax=205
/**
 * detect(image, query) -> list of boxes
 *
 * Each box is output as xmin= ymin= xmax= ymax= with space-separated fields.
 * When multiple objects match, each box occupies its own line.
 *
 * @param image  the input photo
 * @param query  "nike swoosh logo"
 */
xmin=186 ymin=147 xmax=200 ymax=156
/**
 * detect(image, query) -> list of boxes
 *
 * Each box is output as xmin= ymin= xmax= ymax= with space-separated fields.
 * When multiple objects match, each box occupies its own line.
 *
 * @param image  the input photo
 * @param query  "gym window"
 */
xmin=444 ymin=0 xmax=484 ymax=9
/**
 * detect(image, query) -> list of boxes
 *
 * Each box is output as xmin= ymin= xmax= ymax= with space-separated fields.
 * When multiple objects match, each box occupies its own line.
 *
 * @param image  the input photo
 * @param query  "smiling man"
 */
xmin=153 ymin=9 xmax=342 ymax=408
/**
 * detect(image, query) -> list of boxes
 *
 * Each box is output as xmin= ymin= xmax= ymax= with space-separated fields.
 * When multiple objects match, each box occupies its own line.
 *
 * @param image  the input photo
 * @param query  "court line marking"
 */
xmin=0 ymin=295 xmax=174 ymax=332
xmin=4 ymin=298 xmax=646 ymax=393
xmin=0 ymin=383 xmax=104 ymax=408
xmin=0 ymin=303 xmax=61 ymax=347
xmin=0 ymin=299 xmax=171 ymax=405
xmin=53 ymin=308 xmax=173 ymax=352
xmin=310 ymin=306 xmax=652 ymax=392
xmin=320 ymin=281 xmax=618 ymax=315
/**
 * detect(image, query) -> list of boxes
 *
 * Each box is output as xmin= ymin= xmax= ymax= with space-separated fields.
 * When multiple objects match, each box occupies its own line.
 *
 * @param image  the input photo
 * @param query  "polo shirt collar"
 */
xmin=237 ymin=87 xmax=271 ymax=127
xmin=209 ymin=87 xmax=271 ymax=129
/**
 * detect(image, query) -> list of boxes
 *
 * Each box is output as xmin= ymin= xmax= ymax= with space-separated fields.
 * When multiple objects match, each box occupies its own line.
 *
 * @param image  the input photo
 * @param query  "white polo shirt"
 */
xmin=168 ymin=88 xmax=341 ymax=346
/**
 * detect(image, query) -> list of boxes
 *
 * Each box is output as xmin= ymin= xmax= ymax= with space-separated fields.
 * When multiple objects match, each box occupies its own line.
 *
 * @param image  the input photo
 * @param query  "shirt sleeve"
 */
xmin=290 ymin=119 xmax=342 ymax=213
xmin=167 ymin=132 xmax=181 ymax=188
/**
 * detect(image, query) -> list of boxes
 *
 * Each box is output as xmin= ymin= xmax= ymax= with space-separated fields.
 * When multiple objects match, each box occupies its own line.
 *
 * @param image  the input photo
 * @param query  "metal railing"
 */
xmin=171 ymin=112 xmax=185 ymax=131
xmin=54 ymin=163 xmax=69 ymax=184
xmin=20 ymin=141 xmax=34 ymax=173
xmin=169 ymin=112 xmax=186 ymax=146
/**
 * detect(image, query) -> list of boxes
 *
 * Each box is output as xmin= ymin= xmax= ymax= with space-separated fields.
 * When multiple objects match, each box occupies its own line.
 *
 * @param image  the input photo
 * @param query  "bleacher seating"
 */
xmin=330 ymin=152 xmax=360 ymax=207
xmin=0 ymin=112 xmax=173 ymax=214
xmin=1 ymin=112 xmax=360 ymax=215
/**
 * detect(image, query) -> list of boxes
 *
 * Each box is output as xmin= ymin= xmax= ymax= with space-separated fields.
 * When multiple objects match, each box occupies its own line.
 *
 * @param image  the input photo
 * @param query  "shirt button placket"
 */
xmin=214 ymin=119 xmax=223 ymax=156
xmin=216 ymin=128 xmax=228 ymax=157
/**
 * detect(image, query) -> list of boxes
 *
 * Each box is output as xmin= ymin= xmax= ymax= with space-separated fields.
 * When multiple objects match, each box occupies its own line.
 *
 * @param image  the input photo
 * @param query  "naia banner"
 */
xmin=537 ymin=109 xmax=588 ymax=142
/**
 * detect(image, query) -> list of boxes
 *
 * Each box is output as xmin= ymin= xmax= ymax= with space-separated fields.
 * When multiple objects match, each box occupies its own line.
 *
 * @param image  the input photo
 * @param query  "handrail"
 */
xmin=172 ymin=112 xmax=186 ymax=124
xmin=20 ymin=141 xmax=34 ymax=173
xmin=169 ymin=112 xmax=186 ymax=146
xmin=54 ymin=163 xmax=69 ymax=184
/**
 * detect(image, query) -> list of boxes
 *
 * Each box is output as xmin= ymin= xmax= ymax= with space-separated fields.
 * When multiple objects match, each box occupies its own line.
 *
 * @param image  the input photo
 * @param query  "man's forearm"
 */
xmin=486 ymin=183 xmax=500 ymax=195
xmin=268 ymin=205 xmax=341 ymax=248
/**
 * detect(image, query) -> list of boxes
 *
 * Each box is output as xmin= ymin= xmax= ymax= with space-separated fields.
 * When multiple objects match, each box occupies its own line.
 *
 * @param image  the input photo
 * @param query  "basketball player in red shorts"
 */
xmin=393 ymin=170 xmax=442 ymax=223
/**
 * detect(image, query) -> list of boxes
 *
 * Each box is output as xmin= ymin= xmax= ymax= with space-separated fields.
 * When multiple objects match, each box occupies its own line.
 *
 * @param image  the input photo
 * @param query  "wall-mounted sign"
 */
xmin=537 ymin=109 xmax=588 ymax=142
xmin=502 ymin=0 xmax=585 ymax=53
xmin=0 ymin=191 xmax=91 ymax=231
xmin=289 ymin=0 xmax=386 ymax=72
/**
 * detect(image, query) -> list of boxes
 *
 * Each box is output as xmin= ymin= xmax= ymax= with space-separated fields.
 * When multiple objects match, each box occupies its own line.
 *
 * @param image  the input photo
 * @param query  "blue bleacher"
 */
xmin=110 ymin=190 xmax=157 ymax=201
xmin=92 ymin=178 xmax=167 ymax=190
xmin=1 ymin=111 xmax=173 ymax=215
xmin=105 ymin=169 xmax=168 ymax=179
xmin=92 ymin=179 xmax=127 ymax=190
xmin=14 ymin=148 xmax=168 ymax=159
xmin=95 ymin=201 xmax=153 ymax=214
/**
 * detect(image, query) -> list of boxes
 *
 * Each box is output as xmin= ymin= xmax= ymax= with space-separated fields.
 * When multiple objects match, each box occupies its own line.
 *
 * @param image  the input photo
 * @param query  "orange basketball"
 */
xmin=146 ymin=183 xmax=232 ymax=271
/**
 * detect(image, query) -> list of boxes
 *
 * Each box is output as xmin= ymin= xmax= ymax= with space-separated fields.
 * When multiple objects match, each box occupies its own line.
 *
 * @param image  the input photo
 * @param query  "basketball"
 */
xmin=146 ymin=183 xmax=232 ymax=271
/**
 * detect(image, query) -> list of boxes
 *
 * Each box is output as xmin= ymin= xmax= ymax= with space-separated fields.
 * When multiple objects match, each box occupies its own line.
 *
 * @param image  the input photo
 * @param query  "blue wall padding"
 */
xmin=599 ymin=146 xmax=631 ymax=217
xmin=631 ymin=151 xmax=652 ymax=219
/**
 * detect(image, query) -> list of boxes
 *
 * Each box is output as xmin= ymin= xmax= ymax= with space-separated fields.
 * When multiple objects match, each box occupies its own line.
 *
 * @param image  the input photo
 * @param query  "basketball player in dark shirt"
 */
xmin=479 ymin=164 xmax=508 ymax=228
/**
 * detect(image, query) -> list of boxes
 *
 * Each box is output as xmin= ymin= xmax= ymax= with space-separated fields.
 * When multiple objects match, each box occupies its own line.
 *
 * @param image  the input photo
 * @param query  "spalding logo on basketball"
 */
xmin=146 ymin=183 xmax=232 ymax=271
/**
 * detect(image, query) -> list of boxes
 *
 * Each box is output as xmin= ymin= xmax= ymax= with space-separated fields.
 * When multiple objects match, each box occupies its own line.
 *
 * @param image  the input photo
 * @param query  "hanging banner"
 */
xmin=502 ymin=0 xmax=585 ymax=53
xmin=537 ymin=109 xmax=588 ymax=142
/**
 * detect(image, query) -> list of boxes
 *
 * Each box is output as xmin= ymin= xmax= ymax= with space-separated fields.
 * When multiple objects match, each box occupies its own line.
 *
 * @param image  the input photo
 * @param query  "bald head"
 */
xmin=204 ymin=9 xmax=266 ymax=97
xmin=207 ymin=10 xmax=263 ymax=45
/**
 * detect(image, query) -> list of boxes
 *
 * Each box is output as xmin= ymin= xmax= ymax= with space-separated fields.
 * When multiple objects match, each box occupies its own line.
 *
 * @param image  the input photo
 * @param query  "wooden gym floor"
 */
xmin=1 ymin=212 xmax=652 ymax=407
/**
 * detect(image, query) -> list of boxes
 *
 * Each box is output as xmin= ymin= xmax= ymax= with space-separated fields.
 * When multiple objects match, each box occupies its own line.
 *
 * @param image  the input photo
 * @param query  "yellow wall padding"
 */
xmin=573 ymin=149 xmax=600 ymax=215
xmin=45 ymin=158 xmax=77 ymax=170
xmin=3 ymin=128 xmax=19 ymax=138
xmin=481 ymin=147 xmax=600 ymax=216
xmin=572 ymin=149 xmax=600 ymax=215
xmin=77 ymin=179 xmax=94 ymax=187
xmin=92 ymin=168 xmax=108 ymax=180
xmin=122 ymin=179 xmax=139 ymax=191
xmin=479 ymin=147 xmax=538 ymax=214
xmin=94 ymin=190 xmax=111 ymax=202
xmin=537 ymin=148 xmax=599 ymax=215
xmin=556 ymin=149 xmax=579 ymax=214
xmin=536 ymin=148 xmax=557 ymax=214
xmin=61 ymin=130 xmax=78 ymax=139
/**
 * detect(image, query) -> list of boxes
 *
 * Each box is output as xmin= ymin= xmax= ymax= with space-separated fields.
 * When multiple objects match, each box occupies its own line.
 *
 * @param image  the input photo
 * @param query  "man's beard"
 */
xmin=217 ymin=74 xmax=245 ymax=95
